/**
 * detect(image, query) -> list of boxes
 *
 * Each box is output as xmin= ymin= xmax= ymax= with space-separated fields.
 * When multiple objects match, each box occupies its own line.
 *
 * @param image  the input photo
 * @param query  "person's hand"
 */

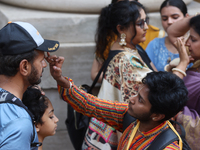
xmin=45 ymin=52 xmax=64 ymax=81
xmin=174 ymin=37 xmax=192 ymax=66
xmin=45 ymin=53 xmax=70 ymax=88
xmin=164 ymin=58 xmax=180 ymax=72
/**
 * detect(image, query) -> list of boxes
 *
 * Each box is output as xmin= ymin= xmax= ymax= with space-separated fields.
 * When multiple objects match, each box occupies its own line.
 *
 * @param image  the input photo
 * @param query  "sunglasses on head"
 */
xmin=136 ymin=17 xmax=149 ymax=29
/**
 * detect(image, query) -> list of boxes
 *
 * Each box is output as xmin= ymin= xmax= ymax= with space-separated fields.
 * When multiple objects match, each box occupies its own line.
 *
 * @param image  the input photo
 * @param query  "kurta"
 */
xmin=58 ymin=79 xmax=180 ymax=150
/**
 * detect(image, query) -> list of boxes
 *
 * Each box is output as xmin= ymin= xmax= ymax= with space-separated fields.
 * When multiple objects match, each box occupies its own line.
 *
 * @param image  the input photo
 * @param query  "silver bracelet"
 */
xmin=172 ymin=68 xmax=186 ymax=77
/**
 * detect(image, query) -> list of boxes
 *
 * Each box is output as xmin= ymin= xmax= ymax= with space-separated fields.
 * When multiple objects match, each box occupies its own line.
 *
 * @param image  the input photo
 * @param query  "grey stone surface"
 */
xmin=40 ymin=43 xmax=96 ymax=89
xmin=0 ymin=1 xmax=199 ymax=45
xmin=0 ymin=0 xmax=199 ymax=89
xmin=0 ymin=3 xmax=98 ymax=43
xmin=0 ymin=0 xmax=194 ymax=13
xmin=0 ymin=1 xmax=199 ymax=149
xmin=0 ymin=0 xmax=110 ymax=13
xmin=43 ymin=129 xmax=74 ymax=150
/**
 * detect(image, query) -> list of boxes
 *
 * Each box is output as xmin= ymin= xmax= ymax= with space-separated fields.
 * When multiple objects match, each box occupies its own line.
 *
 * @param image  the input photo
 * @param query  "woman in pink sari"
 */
xmin=168 ymin=14 xmax=200 ymax=150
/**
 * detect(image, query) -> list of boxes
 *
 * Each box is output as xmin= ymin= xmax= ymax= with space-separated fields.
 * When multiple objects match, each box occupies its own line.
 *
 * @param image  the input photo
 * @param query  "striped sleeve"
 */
xmin=58 ymin=77 xmax=128 ymax=132
xmin=164 ymin=141 xmax=180 ymax=150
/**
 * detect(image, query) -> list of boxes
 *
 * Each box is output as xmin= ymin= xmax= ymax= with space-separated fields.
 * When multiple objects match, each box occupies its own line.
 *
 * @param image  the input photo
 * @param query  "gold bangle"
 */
xmin=172 ymin=68 xmax=186 ymax=77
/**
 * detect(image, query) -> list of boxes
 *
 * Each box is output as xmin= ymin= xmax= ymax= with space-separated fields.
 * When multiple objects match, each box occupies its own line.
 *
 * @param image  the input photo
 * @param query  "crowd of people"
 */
xmin=0 ymin=0 xmax=200 ymax=150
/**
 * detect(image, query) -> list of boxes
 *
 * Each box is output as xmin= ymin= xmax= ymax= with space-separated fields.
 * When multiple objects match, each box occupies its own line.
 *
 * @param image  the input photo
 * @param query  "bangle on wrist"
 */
xmin=69 ymin=82 xmax=72 ymax=88
xmin=172 ymin=68 xmax=186 ymax=77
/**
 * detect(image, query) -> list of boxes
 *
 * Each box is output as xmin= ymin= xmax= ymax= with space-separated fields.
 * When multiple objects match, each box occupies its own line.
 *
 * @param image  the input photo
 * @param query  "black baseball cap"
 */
xmin=0 ymin=21 xmax=59 ymax=55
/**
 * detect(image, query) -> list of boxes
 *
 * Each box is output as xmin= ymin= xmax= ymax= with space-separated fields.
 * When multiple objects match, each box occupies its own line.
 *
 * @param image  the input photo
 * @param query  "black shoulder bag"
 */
xmin=148 ymin=120 xmax=191 ymax=150
xmin=122 ymin=112 xmax=191 ymax=150
xmin=65 ymin=50 xmax=123 ymax=150
xmin=0 ymin=90 xmax=42 ymax=148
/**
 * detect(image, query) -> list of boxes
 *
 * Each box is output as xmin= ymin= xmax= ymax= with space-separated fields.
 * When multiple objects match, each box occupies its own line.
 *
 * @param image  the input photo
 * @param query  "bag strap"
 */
xmin=170 ymin=119 xmax=185 ymax=139
xmin=88 ymin=50 xmax=123 ymax=93
xmin=0 ymin=90 xmax=42 ymax=147
xmin=148 ymin=120 xmax=184 ymax=150
xmin=147 ymin=128 xmax=178 ymax=150
xmin=123 ymin=112 xmax=136 ymax=132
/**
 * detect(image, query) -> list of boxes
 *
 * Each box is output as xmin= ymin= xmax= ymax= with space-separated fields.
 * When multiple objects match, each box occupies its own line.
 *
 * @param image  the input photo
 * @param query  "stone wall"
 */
xmin=0 ymin=0 xmax=199 ymax=89
xmin=0 ymin=0 xmax=193 ymax=13
xmin=0 ymin=1 xmax=199 ymax=149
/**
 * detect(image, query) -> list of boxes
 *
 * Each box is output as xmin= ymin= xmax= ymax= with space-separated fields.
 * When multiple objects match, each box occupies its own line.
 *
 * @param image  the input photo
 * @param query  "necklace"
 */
xmin=123 ymin=46 xmax=138 ymax=55
xmin=167 ymin=51 xmax=174 ymax=64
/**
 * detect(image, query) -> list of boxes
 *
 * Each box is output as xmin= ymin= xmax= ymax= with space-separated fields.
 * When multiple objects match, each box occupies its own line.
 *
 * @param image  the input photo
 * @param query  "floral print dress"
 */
xmin=82 ymin=50 xmax=152 ymax=150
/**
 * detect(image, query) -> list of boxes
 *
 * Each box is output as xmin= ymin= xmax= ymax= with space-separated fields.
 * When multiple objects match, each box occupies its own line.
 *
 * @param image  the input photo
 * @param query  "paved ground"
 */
xmin=43 ymin=130 xmax=74 ymax=150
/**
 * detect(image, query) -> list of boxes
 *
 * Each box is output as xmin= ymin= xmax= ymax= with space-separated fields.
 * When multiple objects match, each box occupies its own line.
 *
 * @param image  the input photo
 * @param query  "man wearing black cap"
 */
xmin=0 ymin=21 xmax=59 ymax=150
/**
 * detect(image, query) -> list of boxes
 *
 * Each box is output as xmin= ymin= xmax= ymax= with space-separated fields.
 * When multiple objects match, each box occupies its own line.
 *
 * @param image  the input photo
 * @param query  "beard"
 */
xmin=28 ymin=64 xmax=42 ymax=85
xmin=128 ymin=106 xmax=152 ymax=122
xmin=136 ymin=112 xmax=152 ymax=122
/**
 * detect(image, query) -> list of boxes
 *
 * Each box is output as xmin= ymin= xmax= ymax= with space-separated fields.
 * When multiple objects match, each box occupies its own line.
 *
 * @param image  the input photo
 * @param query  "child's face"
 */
xmin=36 ymin=99 xmax=59 ymax=138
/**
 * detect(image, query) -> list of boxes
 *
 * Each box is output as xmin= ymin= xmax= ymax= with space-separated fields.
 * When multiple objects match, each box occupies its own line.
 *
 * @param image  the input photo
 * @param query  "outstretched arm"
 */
xmin=45 ymin=53 xmax=127 ymax=131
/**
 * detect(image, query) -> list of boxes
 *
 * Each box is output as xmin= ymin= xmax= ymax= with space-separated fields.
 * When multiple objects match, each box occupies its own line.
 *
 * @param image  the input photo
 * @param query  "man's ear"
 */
xmin=151 ymin=113 xmax=165 ymax=122
xmin=19 ymin=59 xmax=30 ymax=76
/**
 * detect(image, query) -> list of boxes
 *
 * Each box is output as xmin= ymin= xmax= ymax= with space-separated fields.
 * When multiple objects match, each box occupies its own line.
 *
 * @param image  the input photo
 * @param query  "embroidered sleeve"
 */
xmin=58 ymin=77 xmax=128 ymax=132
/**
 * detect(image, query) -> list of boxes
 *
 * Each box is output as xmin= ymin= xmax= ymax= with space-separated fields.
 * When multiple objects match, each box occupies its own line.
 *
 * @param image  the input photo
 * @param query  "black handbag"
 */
xmin=65 ymin=77 xmax=100 ymax=150
xmin=65 ymin=50 xmax=122 ymax=150
xmin=65 ymin=104 xmax=90 ymax=150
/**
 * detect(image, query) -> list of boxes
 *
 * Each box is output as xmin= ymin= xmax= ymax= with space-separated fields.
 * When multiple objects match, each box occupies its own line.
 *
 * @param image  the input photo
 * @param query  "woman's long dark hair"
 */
xmin=95 ymin=1 xmax=146 ymax=60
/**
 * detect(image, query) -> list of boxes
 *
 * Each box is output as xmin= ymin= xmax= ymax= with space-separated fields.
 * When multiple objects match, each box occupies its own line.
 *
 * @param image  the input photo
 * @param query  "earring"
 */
xmin=119 ymin=33 xmax=127 ymax=46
